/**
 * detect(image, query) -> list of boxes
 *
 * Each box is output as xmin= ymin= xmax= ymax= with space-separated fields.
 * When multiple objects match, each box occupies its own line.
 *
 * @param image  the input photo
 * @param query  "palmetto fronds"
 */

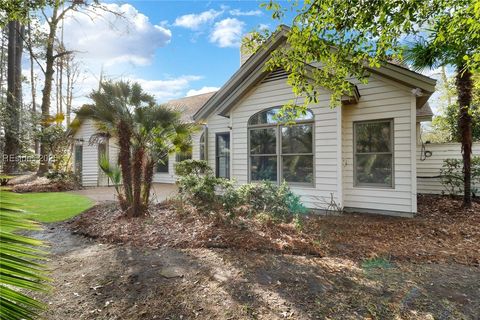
xmin=0 ymin=201 xmax=49 ymax=320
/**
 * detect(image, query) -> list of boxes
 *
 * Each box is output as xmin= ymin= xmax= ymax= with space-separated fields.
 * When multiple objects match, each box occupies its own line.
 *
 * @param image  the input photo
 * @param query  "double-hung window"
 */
xmin=248 ymin=107 xmax=314 ymax=185
xmin=354 ymin=119 xmax=394 ymax=188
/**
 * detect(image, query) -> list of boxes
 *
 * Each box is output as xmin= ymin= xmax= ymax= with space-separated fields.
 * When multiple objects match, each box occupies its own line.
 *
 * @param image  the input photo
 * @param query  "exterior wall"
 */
xmin=219 ymin=77 xmax=341 ymax=210
xmin=152 ymin=154 xmax=177 ymax=184
xmin=342 ymin=74 xmax=417 ymax=214
xmin=204 ymin=114 xmax=230 ymax=172
xmin=417 ymin=142 xmax=480 ymax=194
xmin=73 ymin=119 xmax=100 ymax=187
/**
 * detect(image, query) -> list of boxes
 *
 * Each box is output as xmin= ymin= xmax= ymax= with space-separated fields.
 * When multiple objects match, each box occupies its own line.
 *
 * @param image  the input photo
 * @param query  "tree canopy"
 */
xmin=252 ymin=0 xmax=480 ymax=110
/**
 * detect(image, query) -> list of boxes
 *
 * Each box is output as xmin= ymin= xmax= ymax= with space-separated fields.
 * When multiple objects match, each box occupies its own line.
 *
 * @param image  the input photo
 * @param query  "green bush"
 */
xmin=175 ymin=160 xmax=229 ymax=207
xmin=174 ymin=161 xmax=308 ymax=221
xmin=440 ymin=156 xmax=480 ymax=197
xmin=222 ymin=181 xmax=308 ymax=222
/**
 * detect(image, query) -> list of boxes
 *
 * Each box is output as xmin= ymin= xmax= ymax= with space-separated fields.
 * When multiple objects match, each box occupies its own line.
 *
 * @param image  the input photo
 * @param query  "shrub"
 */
xmin=222 ymin=181 xmax=308 ymax=222
xmin=174 ymin=161 xmax=308 ymax=221
xmin=175 ymin=160 xmax=229 ymax=208
xmin=440 ymin=156 xmax=480 ymax=197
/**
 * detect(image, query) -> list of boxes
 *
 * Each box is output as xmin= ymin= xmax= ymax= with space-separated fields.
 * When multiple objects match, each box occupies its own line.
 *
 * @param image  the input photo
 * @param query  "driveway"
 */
xmin=70 ymin=183 xmax=178 ymax=203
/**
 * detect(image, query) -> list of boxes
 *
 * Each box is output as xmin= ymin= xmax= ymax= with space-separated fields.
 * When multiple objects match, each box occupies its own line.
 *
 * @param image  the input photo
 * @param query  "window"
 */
xmin=156 ymin=154 xmax=169 ymax=173
xmin=199 ymin=131 xmax=207 ymax=160
xmin=216 ymin=133 xmax=230 ymax=178
xmin=354 ymin=119 xmax=393 ymax=187
xmin=74 ymin=145 xmax=83 ymax=176
xmin=176 ymin=150 xmax=192 ymax=163
xmin=248 ymin=107 xmax=314 ymax=185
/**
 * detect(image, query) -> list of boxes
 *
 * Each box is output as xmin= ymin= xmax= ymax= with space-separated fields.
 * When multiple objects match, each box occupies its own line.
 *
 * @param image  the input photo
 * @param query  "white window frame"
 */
xmin=353 ymin=119 xmax=394 ymax=188
xmin=247 ymin=107 xmax=315 ymax=187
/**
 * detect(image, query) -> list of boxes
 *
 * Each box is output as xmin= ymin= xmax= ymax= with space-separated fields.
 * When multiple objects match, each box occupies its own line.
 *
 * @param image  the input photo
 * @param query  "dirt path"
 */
xmin=32 ymin=224 xmax=479 ymax=320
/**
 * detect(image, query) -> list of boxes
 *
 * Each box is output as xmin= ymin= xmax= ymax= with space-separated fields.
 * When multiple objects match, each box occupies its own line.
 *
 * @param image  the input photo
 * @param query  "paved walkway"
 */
xmin=70 ymin=183 xmax=178 ymax=203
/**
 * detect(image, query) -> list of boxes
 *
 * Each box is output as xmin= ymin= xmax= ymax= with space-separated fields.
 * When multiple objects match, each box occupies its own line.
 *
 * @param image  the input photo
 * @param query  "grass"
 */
xmin=0 ymin=191 xmax=93 ymax=223
xmin=361 ymin=257 xmax=393 ymax=271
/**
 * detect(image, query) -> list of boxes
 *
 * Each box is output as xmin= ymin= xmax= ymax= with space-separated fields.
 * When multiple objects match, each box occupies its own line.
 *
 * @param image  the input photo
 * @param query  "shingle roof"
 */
xmin=417 ymin=102 xmax=434 ymax=120
xmin=164 ymin=91 xmax=217 ymax=122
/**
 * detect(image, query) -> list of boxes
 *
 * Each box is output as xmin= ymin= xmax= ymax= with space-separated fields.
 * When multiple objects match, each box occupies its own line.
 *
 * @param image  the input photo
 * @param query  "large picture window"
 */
xmin=248 ymin=107 xmax=314 ymax=185
xmin=354 ymin=119 xmax=394 ymax=188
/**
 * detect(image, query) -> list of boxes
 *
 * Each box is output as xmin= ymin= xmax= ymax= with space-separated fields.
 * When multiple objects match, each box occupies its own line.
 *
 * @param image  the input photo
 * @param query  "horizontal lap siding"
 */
xmin=342 ymin=75 xmax=415 ymax=213
xmin=417 ymin=142 xmax=480 ymax=194
xmin=228 ymin=77 xmax=340 ymax=209
xmin=153 ymin=154 xmax=177 ymax=184
xmin=74 ymin=119 xmax=99 ymax=187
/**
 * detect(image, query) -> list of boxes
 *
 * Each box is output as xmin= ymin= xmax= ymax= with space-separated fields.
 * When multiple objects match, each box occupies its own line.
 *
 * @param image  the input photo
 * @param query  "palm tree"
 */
xmin=0 ymin=198 xmax=49 ymax=320
xmin=405 ymin=37 xmax=475 ymax=208
xmin=77 ymin=81 xmax=196 ymax=217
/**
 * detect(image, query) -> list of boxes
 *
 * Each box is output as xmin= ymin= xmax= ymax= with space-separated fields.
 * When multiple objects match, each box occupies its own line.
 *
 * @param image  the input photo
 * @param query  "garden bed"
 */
xmin=69 ymin=194 xmax=480 ymax=266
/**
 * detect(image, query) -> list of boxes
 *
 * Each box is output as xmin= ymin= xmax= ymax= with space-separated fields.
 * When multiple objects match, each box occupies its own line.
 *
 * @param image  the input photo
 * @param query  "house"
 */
xmin=72 ymin=26 xmax=444 ymax=216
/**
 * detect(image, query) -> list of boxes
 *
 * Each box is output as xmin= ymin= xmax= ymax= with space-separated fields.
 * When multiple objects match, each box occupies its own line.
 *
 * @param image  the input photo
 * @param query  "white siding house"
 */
xmin=72 ymin=26 xmax=454 ymax=216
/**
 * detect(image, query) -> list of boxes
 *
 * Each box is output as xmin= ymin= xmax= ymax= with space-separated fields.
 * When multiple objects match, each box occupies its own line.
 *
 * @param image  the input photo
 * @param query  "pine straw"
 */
xmin=69 ymin=195 xmax=480 ymax=266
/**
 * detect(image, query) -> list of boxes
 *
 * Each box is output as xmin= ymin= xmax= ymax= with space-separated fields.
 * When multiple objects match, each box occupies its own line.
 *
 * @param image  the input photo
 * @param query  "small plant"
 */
xmin=361 ymin=256 xmax=393 ymax=271
xmin=440 ymin=156 xmax=480 ymax=197
xmin=0 ymin=175 xmax=14 ymax=186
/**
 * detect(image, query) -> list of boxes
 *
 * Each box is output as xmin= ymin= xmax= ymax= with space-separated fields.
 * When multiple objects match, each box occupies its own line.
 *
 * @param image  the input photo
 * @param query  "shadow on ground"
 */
xmin=32 ymin=224 xmax=479 ymax=320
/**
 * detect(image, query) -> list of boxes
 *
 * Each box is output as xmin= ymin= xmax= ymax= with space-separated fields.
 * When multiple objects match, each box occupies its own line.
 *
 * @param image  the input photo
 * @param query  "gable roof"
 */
xmin=163 ymin=91 xmax=216 ymax=122
xmin=193 ymin=25 xmax=437 ymax=121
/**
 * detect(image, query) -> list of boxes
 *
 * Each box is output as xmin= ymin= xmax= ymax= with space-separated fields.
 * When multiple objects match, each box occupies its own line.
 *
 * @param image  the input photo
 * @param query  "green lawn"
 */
xmin=0 ymin=191 xmax=93 ymax=223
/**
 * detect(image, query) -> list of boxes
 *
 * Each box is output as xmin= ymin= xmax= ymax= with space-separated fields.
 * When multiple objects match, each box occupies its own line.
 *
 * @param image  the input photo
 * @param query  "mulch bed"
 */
xmin=69 ymin=195 xmax=480 ymax=266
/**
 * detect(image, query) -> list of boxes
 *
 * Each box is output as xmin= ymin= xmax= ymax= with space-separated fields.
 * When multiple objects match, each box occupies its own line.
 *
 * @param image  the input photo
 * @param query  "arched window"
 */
xmin=248 ymin=107 xmax=314 ymax=185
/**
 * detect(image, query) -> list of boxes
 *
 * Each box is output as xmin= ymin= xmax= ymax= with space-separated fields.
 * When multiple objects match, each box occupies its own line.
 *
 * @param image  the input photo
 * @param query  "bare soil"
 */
xmin=32 ymin=195 xmax=480 ymax=319
xmin=34 ymin=224 xmax=479 ymax=320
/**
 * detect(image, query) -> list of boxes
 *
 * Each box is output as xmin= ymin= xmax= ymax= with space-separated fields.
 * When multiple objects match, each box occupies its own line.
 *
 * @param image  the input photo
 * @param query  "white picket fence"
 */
xmin=416 ymin=142 xmax=480 ymax=194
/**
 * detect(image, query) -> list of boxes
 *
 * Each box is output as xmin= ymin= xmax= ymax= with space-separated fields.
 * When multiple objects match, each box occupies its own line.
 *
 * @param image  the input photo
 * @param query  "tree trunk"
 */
xmin=37 ymin=5 xmax=59 ymax=175
xmin=131 ymin=146 xmax=145 ymax=217
xmin=4 ymin=21 xmax=22 ymax=173
xmin=27 ymin=19 xmax=39 ymax=154
xmin=456 ymin=65 xmax=473 ymax=208
xmin=117 ymin=120 xmax=133 ymax=214
xmin=142 ymin=158 xmax=155 ymax=207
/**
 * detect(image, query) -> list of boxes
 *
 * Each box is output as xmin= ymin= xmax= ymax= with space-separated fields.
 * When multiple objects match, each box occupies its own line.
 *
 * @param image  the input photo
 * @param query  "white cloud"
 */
xmin=210 ymin=18 xmax=245 ymax=48
xmin=173 ymin=9 xmax=222 ymax=30
xmin=133 ymin=75 xmax=203 ymax=102
xmin=61 ymin=3 xmax=171 ymax=67
xmin=229 ymin=9 xmax=262 ymax=16
xmin=186 ymin=86 xmax=219 ymax=97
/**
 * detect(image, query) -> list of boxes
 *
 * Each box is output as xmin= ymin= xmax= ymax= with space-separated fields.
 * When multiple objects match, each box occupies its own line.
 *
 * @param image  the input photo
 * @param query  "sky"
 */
xmin=27 ymin=0 xmax=446 ymax=114
xmin=38 ymin=0 xmax=291 ymax=107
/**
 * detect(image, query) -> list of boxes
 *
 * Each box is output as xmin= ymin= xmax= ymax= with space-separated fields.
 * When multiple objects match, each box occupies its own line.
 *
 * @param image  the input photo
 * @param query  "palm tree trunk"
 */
xmin=456 ymin=65 xmax=473 ymax=208
xmin=117 ymin=120 xmax=133 ymax=214
xmin=131 ymin=146 xmax=145 ymax=217
xmin=142 ymin=158 xmax=155 ymax=207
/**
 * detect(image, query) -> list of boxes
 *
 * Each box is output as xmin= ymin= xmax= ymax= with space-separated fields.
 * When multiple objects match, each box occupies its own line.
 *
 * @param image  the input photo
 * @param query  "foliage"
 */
xmin=175 ymin=160 xmax=229 ymax=207
xmin=174 ymin=160 xmax=308 ymax=221
xmin=0 ymin=175 xmax=14 ymax=186
xmin=249 ymin=1 xmax=479 ymax=113
xmin=0 ymin=198 xmax=49 ymax=320
xmin=174 ymin=159 xmax=212 ymax=176
xmin=78 ymin=81 xmax=196 ymax=217
xmin=361 ymin=257 xmax=393 ymax=271
xmin=36 ymin=123 xmax=72 ymax=172
xmin=440 ymin=157 xmax=480 ymax=197
xmin=224 ymin=181 xmax=308 ymax=222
